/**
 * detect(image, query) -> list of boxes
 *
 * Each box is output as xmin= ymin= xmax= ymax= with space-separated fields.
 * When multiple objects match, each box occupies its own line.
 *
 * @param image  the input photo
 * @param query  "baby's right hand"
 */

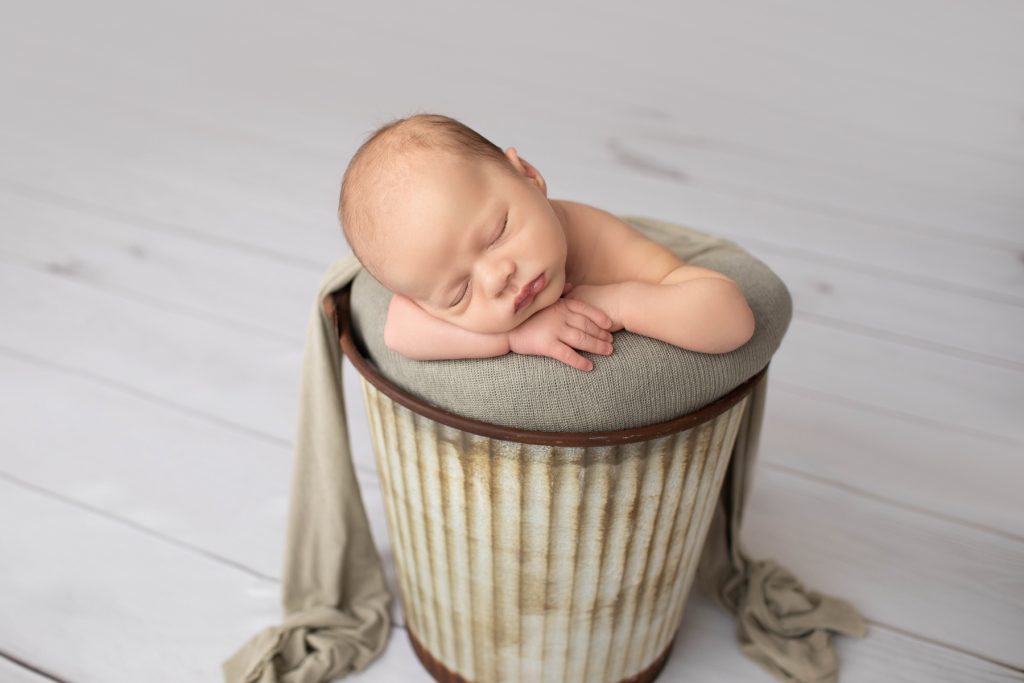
xmin=507 ymin=296 xmax=614 ymax=372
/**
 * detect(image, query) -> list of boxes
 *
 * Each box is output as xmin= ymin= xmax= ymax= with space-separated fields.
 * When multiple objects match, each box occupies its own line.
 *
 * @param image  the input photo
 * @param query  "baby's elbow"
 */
xmin=383 ymin=304 xmax=398 ymax=351
xmin=707 ymin=293 xmax=756 ymax=354
xmin=733 ymin=306 xmax=756 ymax=350
xmin=383 ymin=324 xmax=399 ymax=353
xmin=384 ymin=322 xmax=417 ymax=358
xmin=383 ymin=305 xmax=413 ymax=357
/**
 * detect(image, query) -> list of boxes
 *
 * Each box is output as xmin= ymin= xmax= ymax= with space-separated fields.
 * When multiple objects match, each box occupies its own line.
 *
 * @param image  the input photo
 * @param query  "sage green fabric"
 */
xmin=222 ymin=216 xmax=867 ymax=683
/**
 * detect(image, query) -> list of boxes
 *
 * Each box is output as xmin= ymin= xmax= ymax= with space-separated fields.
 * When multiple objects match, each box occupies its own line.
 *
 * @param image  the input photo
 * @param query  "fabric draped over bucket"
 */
xmin=222 ymin=257 xmax=391 ymax=683
xmin=222 ymin=242 xmax=867 ymax=682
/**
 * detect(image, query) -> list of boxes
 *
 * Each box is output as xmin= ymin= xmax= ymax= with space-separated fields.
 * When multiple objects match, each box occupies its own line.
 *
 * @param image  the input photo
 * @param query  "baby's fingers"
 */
xmin=550 ymin=341 xmax=596 ymax=372
xmin=563 ymin=298 xmax=612 ymax=329
xmin=565 ymin=312 xmax=613 ymax=344
xmin=561 ymin=325 xmax=613 ymax=356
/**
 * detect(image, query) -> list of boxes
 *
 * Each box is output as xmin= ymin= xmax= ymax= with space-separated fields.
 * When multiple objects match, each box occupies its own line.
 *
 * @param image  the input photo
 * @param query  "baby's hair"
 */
xmin=338 ymin=112 xmax=517 ymax=287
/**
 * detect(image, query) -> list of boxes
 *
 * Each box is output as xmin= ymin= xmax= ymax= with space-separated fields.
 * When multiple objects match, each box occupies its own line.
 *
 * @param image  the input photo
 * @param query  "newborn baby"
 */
xmin=339 ymin=113 xmax=755 ymax=372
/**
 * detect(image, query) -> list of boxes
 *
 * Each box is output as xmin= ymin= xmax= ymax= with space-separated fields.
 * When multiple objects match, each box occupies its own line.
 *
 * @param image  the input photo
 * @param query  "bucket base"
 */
xmin=407 ymin=627 xmax=674 ymax=683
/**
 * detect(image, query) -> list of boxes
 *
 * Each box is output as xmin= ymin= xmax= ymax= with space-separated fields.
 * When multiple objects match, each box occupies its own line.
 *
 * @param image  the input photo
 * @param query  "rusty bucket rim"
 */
xmin=333 ymin=284 xmax=766 ymax=446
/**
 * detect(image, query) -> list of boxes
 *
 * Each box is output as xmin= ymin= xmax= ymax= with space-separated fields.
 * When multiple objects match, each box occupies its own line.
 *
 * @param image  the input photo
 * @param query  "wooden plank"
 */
xmin=0 ymin=190 xmax=317 ymax=342
xmin=745 ymin=0 xmax=1024 ymax=93
xmin=0 ymin=349 xmax=396 ymax=589
xmin=605 ymin=131 xmax=1024 ymax=250
xmin=0 ymin=353 xmax=292 ymax=578
xmin=0 ymin=477 xmax=408 ymax=683
xmin=763 ymin=250 xmax=1024 ymax=368
xmin=0 ymin=261 xmax=304 ymax=443
xmin=0 ymin=657 xmax=61 ymax=683
xmin=673 ymin=595 xmax=1022 ymax=683
xmin=833 ymin=615 xmax=1024 ymax=683
xmin=763 ymin=387 xmax=1024 ymax=541
xmin=769 ymin=322 xmax=1023 ymax=443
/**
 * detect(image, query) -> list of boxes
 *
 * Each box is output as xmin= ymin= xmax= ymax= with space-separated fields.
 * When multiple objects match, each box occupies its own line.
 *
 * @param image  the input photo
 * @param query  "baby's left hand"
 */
xmin=507 ymin=293 xmax=614 ymax=372
xmin=564 ymin=282 xmax=626 ymax=332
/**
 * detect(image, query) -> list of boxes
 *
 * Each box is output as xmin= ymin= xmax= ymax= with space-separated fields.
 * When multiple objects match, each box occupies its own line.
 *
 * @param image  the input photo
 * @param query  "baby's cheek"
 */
xmin=546 ymin=284 xmax=563 ymax=306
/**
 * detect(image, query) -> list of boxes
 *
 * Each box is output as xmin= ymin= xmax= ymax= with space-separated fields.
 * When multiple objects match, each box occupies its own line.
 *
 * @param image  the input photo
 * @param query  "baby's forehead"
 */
xmin=384 ymin=159 xmax=488 ymax=219
xmin=382 ymin=243 xmax=449 ymax=304
xmin=371 ymin=150 xmax=460 ymax=205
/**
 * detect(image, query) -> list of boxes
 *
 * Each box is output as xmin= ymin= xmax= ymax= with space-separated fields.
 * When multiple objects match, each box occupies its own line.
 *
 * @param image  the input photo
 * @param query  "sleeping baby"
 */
xmin=338 ymin=113 xmax=755 ymax=372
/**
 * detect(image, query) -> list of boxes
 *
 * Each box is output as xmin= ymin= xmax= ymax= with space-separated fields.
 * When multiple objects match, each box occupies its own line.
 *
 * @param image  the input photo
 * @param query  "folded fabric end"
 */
xmin=221 ymin=605 xmax=391 ymax=683
xmin=734 ymin=559 xmax=869 ymax=683
xmin=828 ymin=596 xmax=869 ymax=640
xmin=222 ymin=624 xmax=285 ymax=683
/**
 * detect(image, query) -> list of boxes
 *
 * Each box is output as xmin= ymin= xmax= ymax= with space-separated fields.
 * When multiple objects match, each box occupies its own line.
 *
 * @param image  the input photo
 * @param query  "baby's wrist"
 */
xmin=610 ymin=282 xmax=643 ymax=331
xmin=606 ymin=282 xmax=632 ymax=331
xmin=500 ymin=329 xmax=514 ymax=353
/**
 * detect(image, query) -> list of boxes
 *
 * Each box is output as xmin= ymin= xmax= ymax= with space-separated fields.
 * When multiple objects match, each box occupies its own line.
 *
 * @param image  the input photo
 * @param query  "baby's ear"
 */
xmin=507 ymin=148 xmax=548 ymax=195
xmin=504 ymin=147 xmax=524 ymax=170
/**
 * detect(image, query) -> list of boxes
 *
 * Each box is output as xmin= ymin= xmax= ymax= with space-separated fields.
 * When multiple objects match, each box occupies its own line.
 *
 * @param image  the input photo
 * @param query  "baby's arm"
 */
xmin=384 ymin=290 xmax=614 ymax=371
xmin=567 ymin=272 xmax=755 ymax=354
xmin=384 ymin=294 xmax=510 ymax=359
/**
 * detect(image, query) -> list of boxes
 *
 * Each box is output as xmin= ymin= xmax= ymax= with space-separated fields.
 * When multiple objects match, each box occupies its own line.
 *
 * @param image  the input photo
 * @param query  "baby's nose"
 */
xmin=484 ymin=259 xmax=516 ymax=297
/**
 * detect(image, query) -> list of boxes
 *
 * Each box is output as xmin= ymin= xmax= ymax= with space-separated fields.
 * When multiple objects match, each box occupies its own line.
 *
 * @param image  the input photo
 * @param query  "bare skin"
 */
xmin=377 ymin=147 xmax=756 ymax=371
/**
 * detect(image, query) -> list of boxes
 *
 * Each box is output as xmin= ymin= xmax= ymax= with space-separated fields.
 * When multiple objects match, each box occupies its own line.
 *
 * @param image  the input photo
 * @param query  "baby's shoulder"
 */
xmin=555 ymin=199 xmax=684 ymax=286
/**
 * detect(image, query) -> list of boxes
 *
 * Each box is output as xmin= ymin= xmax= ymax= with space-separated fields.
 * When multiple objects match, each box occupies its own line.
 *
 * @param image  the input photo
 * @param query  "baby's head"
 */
xmin=339 ymin=113 xmax=569 ymax=334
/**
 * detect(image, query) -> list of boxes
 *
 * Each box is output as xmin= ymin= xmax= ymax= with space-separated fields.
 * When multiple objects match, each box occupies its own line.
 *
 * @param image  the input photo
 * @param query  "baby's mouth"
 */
xmin=514 ymin=273 xmax=546 ymax=313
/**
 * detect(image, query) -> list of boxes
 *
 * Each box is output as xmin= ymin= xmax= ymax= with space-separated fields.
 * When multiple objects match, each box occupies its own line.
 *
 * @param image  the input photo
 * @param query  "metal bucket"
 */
xmin=336 ymin=286 xmax=762 ymax=683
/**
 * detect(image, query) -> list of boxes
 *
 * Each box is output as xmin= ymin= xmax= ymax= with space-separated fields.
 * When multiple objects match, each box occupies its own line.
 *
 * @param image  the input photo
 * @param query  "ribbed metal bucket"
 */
xmin=335 ymin=286 xmax=760 ymax=683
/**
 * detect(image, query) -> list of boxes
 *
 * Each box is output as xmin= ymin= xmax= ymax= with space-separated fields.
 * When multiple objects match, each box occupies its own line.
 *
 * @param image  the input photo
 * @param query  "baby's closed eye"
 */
xmin=449 ymin=212 xmax=510 ymax=308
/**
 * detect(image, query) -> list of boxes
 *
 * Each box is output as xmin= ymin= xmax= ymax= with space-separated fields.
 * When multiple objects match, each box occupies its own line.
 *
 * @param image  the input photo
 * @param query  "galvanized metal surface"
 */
xmin=362 ymin=378 xmax=748 ymax=683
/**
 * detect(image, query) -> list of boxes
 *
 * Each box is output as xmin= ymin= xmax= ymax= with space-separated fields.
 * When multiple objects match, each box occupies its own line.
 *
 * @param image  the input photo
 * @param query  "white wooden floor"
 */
xmin=1 ymin=1 xmax=1022 ymax=681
